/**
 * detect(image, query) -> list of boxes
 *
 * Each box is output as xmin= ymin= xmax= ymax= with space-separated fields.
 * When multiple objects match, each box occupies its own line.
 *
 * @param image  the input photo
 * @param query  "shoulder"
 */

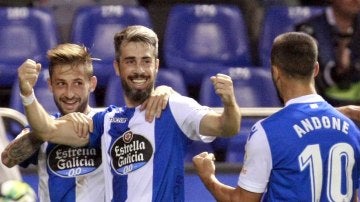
xmin=92 ymin=105 xmax=122 ymax=120
xmin=169 ymin=93 xmax=211 ymax=112
xmin=244 ymin=121 xmax=272 ymax=164
xmin=169 ymin=93 xmax=197 ymax=104
xmin=248 ymin=120 xmax=267 ymax=145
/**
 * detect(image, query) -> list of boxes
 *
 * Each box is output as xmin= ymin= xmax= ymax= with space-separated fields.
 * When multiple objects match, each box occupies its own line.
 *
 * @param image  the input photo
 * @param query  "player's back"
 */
xmin=260 ymin=99 xmax=360 ymax=201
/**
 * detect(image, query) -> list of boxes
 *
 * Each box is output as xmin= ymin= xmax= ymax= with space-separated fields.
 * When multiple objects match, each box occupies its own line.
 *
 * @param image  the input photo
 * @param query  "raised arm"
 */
xmin=1 ymin=129 xmax=43 ymax=168
xmin=18 ymin=59 xmax=52 ymax=134
xmin=199 ymin=74 xmax=241 ymax=137
xmin=17 ymin=59 xmax=90 ymax=147
xmin=193 ymin=152 xmax=262 ymax=202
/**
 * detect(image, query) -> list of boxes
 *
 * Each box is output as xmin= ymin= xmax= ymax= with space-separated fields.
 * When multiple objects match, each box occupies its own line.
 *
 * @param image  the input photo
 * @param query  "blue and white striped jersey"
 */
xmin=21 ymin=109 xmax=105 ymax=202
xmin=239 ymin=94 xmax=360 ymax=201
xmin=90 ymin=94 xmax=215 ymax=202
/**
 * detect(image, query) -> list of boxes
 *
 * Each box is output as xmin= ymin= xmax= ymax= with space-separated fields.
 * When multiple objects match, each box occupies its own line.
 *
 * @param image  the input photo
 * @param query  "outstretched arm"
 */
xmin=199 ymin=74 xmax=241 ymax=137
xmin=193 ymin=152 xmax=262 ymax=202
xmin=1 ymin=129 xmax=43 ymax=168
xmin=18 ymin=59 xmax=90 ymax=147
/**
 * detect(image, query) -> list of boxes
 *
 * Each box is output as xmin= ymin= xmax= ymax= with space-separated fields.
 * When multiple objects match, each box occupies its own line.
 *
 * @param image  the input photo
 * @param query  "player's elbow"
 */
xmin=219 ymin=117 xmax=241 ymax=138
xmin=1 ymin=151 xmax=15 ymax=168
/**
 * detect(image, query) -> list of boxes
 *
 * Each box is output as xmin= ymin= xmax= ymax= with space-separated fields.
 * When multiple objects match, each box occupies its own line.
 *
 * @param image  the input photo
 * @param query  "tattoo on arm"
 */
xmin=2 ymin=131 xmax=43 ymax=168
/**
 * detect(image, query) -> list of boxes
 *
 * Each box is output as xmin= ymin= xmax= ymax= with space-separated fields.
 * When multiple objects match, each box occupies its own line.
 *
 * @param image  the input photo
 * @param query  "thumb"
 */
xmin=35 ymin=62 xmax=42 ymax=73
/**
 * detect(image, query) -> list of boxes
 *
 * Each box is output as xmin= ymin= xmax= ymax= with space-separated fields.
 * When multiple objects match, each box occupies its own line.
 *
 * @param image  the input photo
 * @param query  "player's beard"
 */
xmin=121 ymin=75 xmax=154 ymax=105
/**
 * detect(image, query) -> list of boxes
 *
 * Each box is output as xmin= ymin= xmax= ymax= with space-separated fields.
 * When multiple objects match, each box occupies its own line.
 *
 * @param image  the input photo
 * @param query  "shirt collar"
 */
xmin=285 ymin=94 xmax=325 ymax=106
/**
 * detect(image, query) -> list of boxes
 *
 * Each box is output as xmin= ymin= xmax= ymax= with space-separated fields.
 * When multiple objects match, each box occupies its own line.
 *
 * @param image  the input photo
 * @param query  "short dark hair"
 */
xmin=271 ymin=32 xmax=318 ymax=79
xmin=113 ymin=25 xmax=158 ymax=62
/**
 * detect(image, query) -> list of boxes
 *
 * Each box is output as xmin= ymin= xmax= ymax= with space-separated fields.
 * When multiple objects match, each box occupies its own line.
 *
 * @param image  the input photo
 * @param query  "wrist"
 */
xmin=20 ymin=89 xmax=36 ymax=106
xmin=201 ymin=173 xmax=216 ymax=185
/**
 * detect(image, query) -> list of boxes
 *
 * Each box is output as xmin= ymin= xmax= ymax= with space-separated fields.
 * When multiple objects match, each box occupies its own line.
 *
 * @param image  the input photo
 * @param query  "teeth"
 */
xmin=132 ymin=79 xmax=146 ymax=84
xmin=64 ymin=100 xmax=76 ymax=104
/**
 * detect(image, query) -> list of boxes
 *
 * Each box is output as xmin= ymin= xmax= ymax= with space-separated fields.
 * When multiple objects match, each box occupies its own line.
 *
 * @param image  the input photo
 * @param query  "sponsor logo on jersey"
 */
xmin=109 ymin=117 xmax=127 ymax=123
xmin=110 ymin=130 xmax=153 ymax=175
xmin=47 ymin=145 xmax=102 ymax=177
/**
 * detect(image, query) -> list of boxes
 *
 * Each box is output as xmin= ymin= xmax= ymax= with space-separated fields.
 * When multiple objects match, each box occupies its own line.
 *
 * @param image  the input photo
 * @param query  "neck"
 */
xmin=124 ymin=96 xmax=148 ymax=108
xmin=280 ymin=81 xmax=317 ymax=104
xmin=125 ymin=100 xmax=141 ymax=108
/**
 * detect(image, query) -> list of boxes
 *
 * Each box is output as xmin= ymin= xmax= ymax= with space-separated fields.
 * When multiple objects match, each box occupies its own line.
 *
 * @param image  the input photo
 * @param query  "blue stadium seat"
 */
xmin=10 ymin=70 xmax=97 ymax=115
xmin=70 ymin=5 xmax=152 ymax=88
xmin=259 ymin=6 xmax=324 ymax=68
xmin=104 ymin=69 xmax=188 ymax=107
xmin=154 ymin=69 xmax=188 ymax=96
xmin=200 ymin=67 xmax=281 ymax=107
xmin=163 ymin=4 xmax=252 ymax=88
xmin=0 ymin=7 xmax=58 ymax=87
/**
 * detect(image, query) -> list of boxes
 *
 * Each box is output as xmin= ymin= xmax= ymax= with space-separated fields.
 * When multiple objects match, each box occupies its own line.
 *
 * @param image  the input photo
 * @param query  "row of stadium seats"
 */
xmin=0 ymin=4 xmax=324 ymax=92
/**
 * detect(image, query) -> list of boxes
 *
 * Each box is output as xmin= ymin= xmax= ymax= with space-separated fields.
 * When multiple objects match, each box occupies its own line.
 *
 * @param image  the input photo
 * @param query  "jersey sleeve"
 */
xmin=89 ymin=107 xmax=108 ymax=147
xmin=168 ymin=94 xmax=215 ymax=142
xmin=237 ymin=120 xmax=272 ymax=193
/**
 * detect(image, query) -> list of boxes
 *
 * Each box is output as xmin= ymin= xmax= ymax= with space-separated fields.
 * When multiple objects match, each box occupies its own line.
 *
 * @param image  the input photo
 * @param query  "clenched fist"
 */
xmin=210 ymin=73 xmax=237 ymax=107
xmin=17 ymin=59 xmax=41 ymax=96
xmin=192 ymin=152 xmax=216 ymax=180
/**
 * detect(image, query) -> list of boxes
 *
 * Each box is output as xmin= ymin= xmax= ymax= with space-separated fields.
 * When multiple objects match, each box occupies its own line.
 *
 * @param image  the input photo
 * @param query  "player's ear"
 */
xmin=113 ymin=60 xmax=120 ymax=76
xmin=89 ymin=76 xmax=97 ymax=92
xmin=47 ymin=78 xmax=53 ymax=93
xmin=271 ymin=65 xmax=280 ymax=81
xmin=313 ymin=62 xmax=319 ymax=77
xmin=155 ymin=58 xmax=159 ymax=73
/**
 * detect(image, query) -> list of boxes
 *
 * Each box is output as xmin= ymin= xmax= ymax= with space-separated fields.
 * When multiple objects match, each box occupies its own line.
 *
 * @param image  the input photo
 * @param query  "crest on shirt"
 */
xmin=110 ymin=130 xmax=153 ymax=175
xmin=47 ymin=145 xmax=102 ymax=178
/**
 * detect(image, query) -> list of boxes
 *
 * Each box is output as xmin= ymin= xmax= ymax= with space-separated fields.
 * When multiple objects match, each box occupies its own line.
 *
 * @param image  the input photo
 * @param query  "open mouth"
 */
xmin=132 ymin=78 xmax=147 ymax=85
xmin=61 ymin=98 xmax=79 ymax=108
xmin=129 ymin=75 xmax=149 ymax=88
